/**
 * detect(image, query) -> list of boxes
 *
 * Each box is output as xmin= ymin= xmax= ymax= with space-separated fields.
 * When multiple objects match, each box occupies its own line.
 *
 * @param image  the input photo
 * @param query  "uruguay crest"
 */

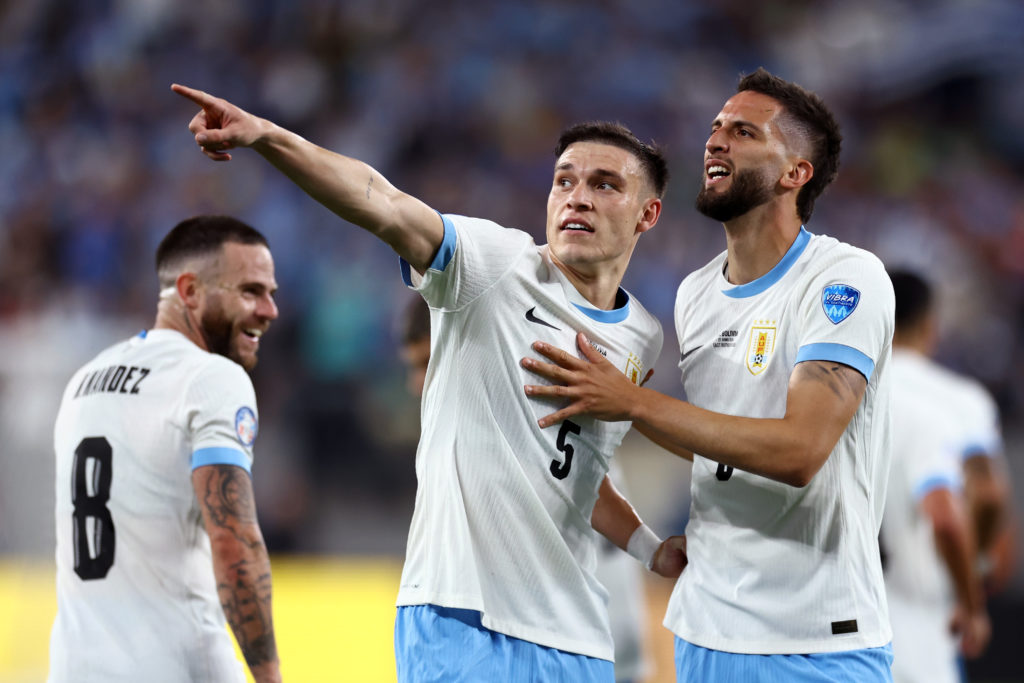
xmin=624 ymin=352 xmax=643 ymax=385
xmin=235 ymin=406 xmax=258 ymax=447
xmin=821 ymin=284 xmax=861 ymax=324
xmin=746 ymin=321 xmax=777 ymax=376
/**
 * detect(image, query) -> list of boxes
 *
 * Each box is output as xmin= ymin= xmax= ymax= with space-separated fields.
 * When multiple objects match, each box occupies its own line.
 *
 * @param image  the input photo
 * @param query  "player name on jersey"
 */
xmin=73 ymin=364 xmax=151 ymax=399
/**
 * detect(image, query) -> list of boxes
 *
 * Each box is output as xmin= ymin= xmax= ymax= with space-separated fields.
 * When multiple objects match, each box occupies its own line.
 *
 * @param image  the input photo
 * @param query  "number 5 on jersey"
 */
xmin=550 ymin=420 xmax=582 ymax=480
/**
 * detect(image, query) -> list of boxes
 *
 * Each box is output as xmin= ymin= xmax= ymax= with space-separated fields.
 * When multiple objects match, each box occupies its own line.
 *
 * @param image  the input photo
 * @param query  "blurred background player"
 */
xmin=881 ymin=268 xmax=1015 ymax=682
xmin=173 ymin=84 xmax=685 ymax=681
xmin=48 ymin=216 xmax=282 ymax=682
xmin=398 ymin=295 xmax=652 ymax=683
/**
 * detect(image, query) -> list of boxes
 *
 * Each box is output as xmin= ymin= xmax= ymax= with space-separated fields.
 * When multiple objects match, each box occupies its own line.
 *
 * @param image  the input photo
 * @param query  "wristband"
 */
xmin=626 ymin=524 xmax=662 ymax=570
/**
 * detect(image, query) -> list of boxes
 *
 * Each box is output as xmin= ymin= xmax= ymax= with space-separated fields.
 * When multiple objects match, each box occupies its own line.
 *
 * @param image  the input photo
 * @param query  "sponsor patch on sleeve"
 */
xmin=234 ymin=406 xmax=258 ymax=447
xmin=821 ymin=284 xmax=860 ymax=324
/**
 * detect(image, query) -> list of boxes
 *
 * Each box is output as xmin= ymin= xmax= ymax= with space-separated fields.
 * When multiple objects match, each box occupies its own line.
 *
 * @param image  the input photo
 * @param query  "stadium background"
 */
xmin=1 ymin=0 xmax=1022 ymax=680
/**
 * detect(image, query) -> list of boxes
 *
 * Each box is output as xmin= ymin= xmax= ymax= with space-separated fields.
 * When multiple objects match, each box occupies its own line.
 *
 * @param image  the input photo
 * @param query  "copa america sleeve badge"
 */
xmin=234 ymin=406 xmax=258 ymax=447
xmin=821 ymin=284 xmax=860 ymax=324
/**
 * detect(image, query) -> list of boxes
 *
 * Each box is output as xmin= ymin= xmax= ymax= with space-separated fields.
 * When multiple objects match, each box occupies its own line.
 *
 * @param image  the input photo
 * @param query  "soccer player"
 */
xmin=523 ymin=68 xmax=896 ymax=681
xmin=49 ymin=216 xmax=282 ymax=682
xmin=397 ymin=294 xmax=652 ymax=683
xmin=172 ymin=84 xmax=686 ymax=681
xmin=881 ymin=269 xmax=997 ymax=683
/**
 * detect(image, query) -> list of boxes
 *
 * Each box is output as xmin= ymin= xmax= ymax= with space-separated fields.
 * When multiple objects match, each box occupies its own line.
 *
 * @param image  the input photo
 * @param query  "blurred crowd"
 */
xmin=1 ymin=0 xmax=1023 ymax=556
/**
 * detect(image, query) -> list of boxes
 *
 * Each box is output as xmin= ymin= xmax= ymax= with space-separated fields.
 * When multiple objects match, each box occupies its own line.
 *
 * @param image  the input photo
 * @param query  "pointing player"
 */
xmin=173 ymin=84 xmax=686 ymax=681
xmin=523 ymin=68 xmax=896 ymax=681
xmin=49 ymin=216 xmax=282 ymax=682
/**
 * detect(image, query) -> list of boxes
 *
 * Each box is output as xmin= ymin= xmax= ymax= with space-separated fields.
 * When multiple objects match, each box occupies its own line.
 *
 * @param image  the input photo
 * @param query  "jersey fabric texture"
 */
xmin=667 ymin=227 xmax=895 ymax=655
xmin=394 ymin=605 xmax=614 ymax=682
xmin=49 ymin=329 xmax=257 ymax=683
xmin=881 ymin=349 xmax=981 ymax=683
xmin=396 ymin=214 xmax=663 ymax=661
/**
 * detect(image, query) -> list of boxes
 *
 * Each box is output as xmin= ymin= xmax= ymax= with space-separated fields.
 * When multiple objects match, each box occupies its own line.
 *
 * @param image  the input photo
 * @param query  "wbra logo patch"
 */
xmin=821 ymin=284 xmax=860 ymax=324
xmin=235 ymin=406 xmax=258 ymax=447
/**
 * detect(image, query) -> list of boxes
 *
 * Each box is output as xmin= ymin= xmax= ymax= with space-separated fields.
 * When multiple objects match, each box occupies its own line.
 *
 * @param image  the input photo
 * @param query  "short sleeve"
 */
xmin=793 ymin=251 xmax=894 ymax=381
xmin=904 ymin=407 xmax=963 ymax=502
xmin=185 ymin=356 xmax=258 ymax=474
xmin=400 ymin=214 xmax=535 ymax=311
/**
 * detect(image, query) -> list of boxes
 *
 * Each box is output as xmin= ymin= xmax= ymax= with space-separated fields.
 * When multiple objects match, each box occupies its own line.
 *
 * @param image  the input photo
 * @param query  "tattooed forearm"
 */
xmin=366 ymin=174 xmax=374 ymax=199
xmin=218 ymin=558 xmax=278 ymax=667
xmin=199 ymin=465 xmax=259 ymax=548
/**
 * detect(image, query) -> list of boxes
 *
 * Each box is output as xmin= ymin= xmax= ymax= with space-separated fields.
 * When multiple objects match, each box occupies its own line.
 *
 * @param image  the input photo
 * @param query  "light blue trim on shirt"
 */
xmin=572 ymin=290 xmax=630 ymax=323
xmin=401 ymin=213 xmax=456 ymax=286
xmin=191 ymin=447 xmax=252 ymax=474
xmin=795 ymin=342 xmax=875 ymax=380
xmin=960 ymin=442 xmax=995 ymax=460
xmin=137 ymin=329 xmax=147 ymax=338
xmin=913 ymin=473 xmax=958 ymax=501
xmin=722 ymin=226 xmax=811 ymax=299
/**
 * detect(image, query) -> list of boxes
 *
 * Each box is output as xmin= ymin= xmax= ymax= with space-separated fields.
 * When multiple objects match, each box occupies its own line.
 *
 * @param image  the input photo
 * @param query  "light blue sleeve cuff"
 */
xmin=191 ymin=447 xmax=252 ymax=474
xmin=795 ymin=342 xmax=875 ymax=380
xmin=913 ymin=473 xmax=958 ymax=501
xmin=401 ymin=213 xmax=456 ymax=286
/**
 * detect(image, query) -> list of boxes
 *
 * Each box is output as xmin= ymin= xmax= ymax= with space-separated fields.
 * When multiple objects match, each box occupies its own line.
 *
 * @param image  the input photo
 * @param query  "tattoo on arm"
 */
xmin=366 ymin=175 xmax=373 ymax=199
xmin=200 ymin=465 xmax=260 ymax=549
xmin=196 ymin=465 xmax=278 ymax=668
xmin=218 ymin=560 xmax=277 ymax=667
xmin=800 ymin=361 xmax=864 ymax=400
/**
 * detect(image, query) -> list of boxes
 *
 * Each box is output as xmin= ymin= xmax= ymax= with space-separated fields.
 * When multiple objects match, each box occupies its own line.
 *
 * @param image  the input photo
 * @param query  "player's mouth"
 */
xmin=560 ymin=218 xmax=594 ymax=233
xmin=240 ymin=327 xmax=265 ymax=348
xmin=705 ymin=160 xmax=732 ymax=187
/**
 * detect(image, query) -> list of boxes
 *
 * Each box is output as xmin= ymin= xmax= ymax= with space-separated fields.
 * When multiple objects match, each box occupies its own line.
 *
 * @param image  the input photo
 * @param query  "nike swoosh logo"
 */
xmin=680 ymin=345 xmax=703 ymax=362
xmin=525 ymin=307 xmax=561 ymax=330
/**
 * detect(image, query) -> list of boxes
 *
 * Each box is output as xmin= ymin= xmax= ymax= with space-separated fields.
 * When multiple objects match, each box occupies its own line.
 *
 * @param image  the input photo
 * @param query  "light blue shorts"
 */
xmin=395 ymin=604 xmax=614 ymax=682
xmin=675 ymin=637 xmax=893 ymax=682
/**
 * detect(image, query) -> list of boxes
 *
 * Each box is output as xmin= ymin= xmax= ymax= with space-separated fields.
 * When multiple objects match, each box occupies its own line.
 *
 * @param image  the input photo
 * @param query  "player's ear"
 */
xmin=635 ymin=197 xmax=662 ymax=235
xmin=176 ymin=272 xmax=202 ymax=309
xmin=781 ymin=158 xmax=813 ymax=190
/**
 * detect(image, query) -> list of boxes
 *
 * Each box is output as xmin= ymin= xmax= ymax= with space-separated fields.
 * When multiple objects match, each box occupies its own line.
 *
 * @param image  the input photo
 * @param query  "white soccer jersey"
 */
xmin=666 ymin=228 xmax=894 ymax=654
xmin=881 ymin=349 xmax=986 ymax=683
xmin=49 ymin=329 xmax=258 ymax=683
xmin=397 ymin=214 xmax=662 ymax=660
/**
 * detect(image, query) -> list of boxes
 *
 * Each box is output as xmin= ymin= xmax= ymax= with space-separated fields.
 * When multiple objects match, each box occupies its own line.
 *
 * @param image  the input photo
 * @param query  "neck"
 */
xmin=550 ymin=256 xmax=627 ymax=311
xmin=722 ymin=202 xmax=802 ymax=285
xmin=153 ymin=300 xmax=208 ymax=351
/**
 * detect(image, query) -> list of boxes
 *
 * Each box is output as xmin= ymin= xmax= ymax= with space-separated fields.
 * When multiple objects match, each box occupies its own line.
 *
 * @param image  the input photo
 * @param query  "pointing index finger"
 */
xmin=170 ymin=83 xmax=214 ymax=107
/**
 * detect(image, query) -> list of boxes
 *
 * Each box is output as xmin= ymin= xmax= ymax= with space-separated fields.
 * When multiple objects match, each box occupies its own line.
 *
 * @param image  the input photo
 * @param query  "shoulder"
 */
xmin=445 ymin=214 xmax=537 ymax=247
xmin=805 ymin=234 xmax=888 ymax=279
xmin=677 ymin=249 xmax=727 ymax=298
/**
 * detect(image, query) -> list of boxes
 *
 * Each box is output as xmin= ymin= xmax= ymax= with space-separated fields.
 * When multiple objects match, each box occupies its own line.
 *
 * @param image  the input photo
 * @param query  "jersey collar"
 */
xmin=721 ymin=226 xmax=811 ymax=299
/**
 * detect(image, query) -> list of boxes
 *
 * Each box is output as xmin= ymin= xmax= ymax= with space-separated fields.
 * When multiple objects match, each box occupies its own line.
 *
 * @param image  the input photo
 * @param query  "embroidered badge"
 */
xmin=624 ymin=352 xmax=643 ymax=385
xmin=746 ymin=320 xmax=777 ymax=375
xmin=821 ymin=284 xmax=860 ymax=324
xmin=235 ymin=406 xmax=258 ymax=447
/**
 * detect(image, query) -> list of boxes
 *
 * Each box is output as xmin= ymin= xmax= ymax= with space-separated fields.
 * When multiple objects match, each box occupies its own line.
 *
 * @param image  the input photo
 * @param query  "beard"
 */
xmin=200 ymin=307 xmax=251 ymax=370
xmin=695 ymin=167 xmax=775 ymax=222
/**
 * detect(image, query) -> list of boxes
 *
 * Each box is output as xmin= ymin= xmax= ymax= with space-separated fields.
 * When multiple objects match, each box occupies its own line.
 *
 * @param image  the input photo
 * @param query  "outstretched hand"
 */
xmin=171 ymin=84 xmax=266 ymax=161
xmin=651 ymin=534 xmax=687 ymax=578
xmin=521 ymin=332 xmax=649 ymax=428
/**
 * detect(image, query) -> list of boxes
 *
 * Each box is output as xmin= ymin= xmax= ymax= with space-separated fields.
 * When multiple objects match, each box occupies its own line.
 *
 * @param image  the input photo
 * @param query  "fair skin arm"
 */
xmin=192 ymin=465 xmax=281 ymax=683
xmin=590 ymin=475 xmax=687 ymax=577
xmin=171 ymin=84 xmax=443 ymax=273
xmin=920 ymin=486 xmax=991 ymax=658
xmin=522 ymin=333 xmax=865 ymax=487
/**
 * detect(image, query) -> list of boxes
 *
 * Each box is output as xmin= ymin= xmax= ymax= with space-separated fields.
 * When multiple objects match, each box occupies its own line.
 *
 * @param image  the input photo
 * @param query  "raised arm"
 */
xmin=171 ymin=84 xmax=443 ymax=273
xmin=193 ymin=464 xmax=281 ymax=683
xmin=523 ymin=333 xmax=865 ymax=487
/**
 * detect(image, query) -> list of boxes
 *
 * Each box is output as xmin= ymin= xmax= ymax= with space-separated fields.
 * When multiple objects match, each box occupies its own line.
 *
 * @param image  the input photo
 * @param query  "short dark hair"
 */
xmin=889 ymin=269 xmax=933 ymax=332
xmin=155 ymin=215 xmax=269 ymax=288
xmin=555 ymin=121 xmax=669 ymax=198
xmin=400 ymin=295 xmax=431 ymax=345
xmin=737 ymin=68 xmax=842 ymax=224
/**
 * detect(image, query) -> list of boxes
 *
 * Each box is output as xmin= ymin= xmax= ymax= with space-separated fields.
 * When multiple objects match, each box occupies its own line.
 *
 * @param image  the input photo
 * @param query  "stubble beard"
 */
xmin=200 ymin=307 xmax=255 ymax=371
xmin=695 ymin=167 xmax=775 ymax=223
